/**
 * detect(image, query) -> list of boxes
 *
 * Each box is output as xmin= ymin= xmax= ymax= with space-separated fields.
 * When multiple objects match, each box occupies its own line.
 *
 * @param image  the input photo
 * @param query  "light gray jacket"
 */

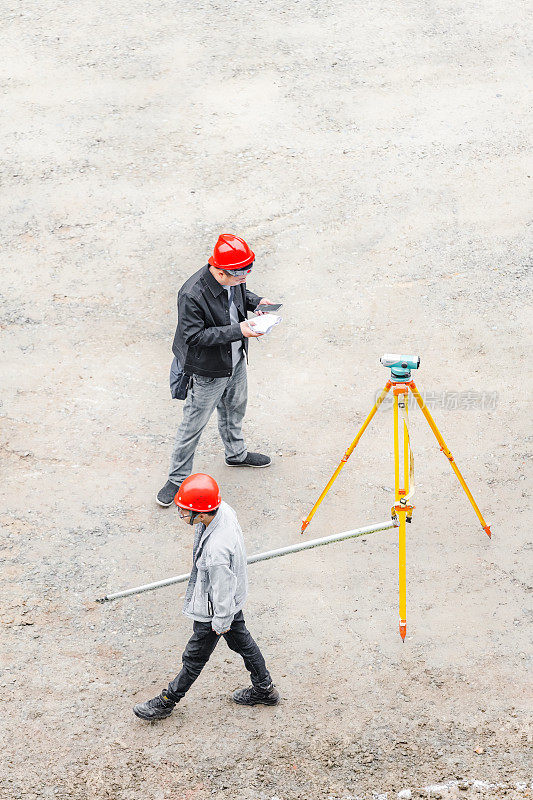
xmin=182 ymin=501 xmax=248 ymax=634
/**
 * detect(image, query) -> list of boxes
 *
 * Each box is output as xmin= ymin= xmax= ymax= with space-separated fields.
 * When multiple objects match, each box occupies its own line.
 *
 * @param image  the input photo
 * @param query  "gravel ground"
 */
xmin=1 ymin=0 xmax=532 ymax=798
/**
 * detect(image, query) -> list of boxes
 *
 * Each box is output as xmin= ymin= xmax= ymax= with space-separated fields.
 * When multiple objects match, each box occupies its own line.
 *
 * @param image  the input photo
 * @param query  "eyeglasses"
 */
xmin=222 ymin=263 xmax=254 ymax=277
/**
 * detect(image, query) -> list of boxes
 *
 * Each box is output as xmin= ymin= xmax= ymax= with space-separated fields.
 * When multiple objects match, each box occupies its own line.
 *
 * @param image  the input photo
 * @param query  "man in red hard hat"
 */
xmin=134 ymin=473 xmax=279 ymax=720
xmin=157 ymin=234 xmax=276 ymax=507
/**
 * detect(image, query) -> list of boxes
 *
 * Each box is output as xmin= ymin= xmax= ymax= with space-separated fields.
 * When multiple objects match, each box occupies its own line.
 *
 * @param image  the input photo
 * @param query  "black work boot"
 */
xmin=225 ymin=452 xmax=271 ymax=468
xmin=156 ymin=481 xmax=179 ymax=507
xmin=133 ymin=692 xmax=175 ymax=721
xmin=232 ymin=683 xmax=280 ymax=706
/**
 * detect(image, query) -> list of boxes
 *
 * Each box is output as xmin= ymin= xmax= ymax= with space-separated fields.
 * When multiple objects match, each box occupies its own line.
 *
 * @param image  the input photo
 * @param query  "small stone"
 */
xmin=474 ymin=746 xmax=485 ymax=754
xmin=398 ymin=790 xmax=412 ymax=799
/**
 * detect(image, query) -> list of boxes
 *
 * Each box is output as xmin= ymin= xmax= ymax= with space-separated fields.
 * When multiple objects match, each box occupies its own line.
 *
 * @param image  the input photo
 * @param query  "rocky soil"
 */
xmin=1 ymin=0 xmax=531 ymax=798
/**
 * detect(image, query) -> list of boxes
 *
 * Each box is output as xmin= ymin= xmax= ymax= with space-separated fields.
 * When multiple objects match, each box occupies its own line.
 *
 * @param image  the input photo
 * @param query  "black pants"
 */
xmin=166 ymin=611 xmax=272 ymax=702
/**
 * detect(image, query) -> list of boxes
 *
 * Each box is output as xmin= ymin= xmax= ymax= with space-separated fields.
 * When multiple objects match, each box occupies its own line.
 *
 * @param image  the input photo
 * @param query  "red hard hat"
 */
xmin=208 ymin=234 xmax=255 ymax=270
xmin=175 ymin=473 xmax=221 ymax=512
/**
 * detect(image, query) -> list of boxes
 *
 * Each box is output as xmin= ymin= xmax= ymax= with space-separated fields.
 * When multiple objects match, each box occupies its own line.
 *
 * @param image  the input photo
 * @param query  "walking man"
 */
xmin=157 ymin=233 xmax=274 ymax=507
xmin=134 ymin=473 xmax=279 ymax=720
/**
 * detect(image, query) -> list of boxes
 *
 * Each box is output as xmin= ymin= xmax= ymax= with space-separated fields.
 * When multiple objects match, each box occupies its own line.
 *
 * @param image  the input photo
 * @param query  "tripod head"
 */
xmin=380 ymin=353 xmax=420 ymax=382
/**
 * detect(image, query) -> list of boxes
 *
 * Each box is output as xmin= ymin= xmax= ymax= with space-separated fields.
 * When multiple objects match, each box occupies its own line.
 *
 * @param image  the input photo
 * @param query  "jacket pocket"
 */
xmin=190 ymin=569 xmax=210 ymax=617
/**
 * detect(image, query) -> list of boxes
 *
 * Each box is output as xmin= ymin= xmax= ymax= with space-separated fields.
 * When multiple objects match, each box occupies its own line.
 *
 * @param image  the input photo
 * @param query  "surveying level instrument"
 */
xmin=301 ymin=354 xmax=492 ymax=641
xmin=380 ymin=353 xmax=420 ymax=381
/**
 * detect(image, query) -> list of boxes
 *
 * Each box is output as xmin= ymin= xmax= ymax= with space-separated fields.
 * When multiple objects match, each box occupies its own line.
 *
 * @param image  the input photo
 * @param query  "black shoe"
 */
xmin=156 ymin=481 xmax=179 ymax=507
xmin=225 ymin=452 xmax=271 ymax=468
xmin=133 ymin=692 xmax=175 ymax=721
xmin=232 ymin=683 xmax=280 ymax=706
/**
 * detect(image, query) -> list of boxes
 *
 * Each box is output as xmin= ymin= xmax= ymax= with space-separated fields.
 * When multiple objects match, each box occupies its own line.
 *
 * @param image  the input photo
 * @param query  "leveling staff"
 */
xmin=134 ymin=473 xmax=279 ymax=720
xmin=157 ymin=234 xmax=276 ymax=507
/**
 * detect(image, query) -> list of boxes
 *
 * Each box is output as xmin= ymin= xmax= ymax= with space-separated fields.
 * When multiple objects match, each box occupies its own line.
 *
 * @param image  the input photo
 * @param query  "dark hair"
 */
xmin=193 ymin=506 xmax=219 ymax=520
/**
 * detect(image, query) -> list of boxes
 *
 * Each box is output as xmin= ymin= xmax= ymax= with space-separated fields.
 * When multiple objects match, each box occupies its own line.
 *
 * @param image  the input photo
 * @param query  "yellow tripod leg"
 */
xmin=301 ymin=381 xmax=392 ymax=532
xmin=393 ymin=391 xmax=400 ymax=502
xmin=409 ymin=382 xmax=491 ymax=537
xmin=394 ymin=392 xmax=407 ymax=640
xmin=398 ymin=507 xmax=407 ymax=641
xmin=403 ymin=393 xmax=409 ymax=494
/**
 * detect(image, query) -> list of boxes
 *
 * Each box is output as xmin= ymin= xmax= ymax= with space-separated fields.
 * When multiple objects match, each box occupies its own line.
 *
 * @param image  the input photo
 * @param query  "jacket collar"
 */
xmin=194 ymin=503 xmax=223 ymax=560
xmin=202 ymin=265 xmax=245 ymax=307
xmin=202 ymin=264 xmax=225 ymax=298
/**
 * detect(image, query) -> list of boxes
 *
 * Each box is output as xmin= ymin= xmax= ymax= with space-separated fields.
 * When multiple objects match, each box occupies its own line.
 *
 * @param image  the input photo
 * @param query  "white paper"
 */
xmin=248 ymin=313 xmax=282 ymax=335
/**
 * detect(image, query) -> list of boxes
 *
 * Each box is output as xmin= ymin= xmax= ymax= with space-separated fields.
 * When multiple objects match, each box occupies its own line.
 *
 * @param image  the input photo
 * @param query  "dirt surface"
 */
xmin=1 ymin=0 xmax=532 ymax=798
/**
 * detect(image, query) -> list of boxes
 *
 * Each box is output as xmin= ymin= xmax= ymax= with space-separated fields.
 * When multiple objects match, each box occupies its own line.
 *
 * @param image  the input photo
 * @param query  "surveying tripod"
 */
xmin=301 ymin=355 xmax=491 ymax=640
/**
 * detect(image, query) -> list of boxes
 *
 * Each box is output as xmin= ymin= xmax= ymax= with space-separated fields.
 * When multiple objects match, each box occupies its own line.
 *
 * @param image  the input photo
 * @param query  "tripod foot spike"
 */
xmin=399 ymin=620 xmax=407 ymax=641
xmin=301 ymin=519 xmax=310 ymax=534
xmin=483 ymin=525 xmax=491 ymax=538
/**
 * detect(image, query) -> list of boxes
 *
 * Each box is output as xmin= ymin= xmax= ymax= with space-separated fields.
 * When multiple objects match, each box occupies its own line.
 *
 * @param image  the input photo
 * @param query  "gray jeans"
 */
xmin=168 ymin=355 xmax=248 ymax=486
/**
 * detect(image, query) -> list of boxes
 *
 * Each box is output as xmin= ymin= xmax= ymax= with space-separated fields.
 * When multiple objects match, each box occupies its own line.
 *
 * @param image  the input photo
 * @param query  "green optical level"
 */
xmin=380 ymin=354 xmax=420 ymax=382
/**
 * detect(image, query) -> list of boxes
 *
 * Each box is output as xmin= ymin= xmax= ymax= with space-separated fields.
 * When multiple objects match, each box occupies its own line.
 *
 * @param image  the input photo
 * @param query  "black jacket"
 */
xmin=172 ymin=265 xmax=262 ymax=378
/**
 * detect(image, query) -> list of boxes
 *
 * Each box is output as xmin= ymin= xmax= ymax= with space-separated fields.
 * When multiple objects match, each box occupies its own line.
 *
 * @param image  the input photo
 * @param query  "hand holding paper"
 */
xmin=248 ymin=313 xmax=282 ymax=335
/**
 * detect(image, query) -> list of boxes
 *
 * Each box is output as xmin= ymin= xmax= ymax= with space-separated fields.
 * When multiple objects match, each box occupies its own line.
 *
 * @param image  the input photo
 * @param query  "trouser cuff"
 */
xmin=164 ymin=687 xmax=183 ymax=704
xmin=252 ymin=676 xmax=273 ymax=693
xmin=225 ymin=449 xmax=247 ymax=462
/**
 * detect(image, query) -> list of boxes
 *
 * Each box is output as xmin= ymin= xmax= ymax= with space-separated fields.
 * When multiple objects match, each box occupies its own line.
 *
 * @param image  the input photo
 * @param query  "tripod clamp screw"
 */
xmin=439 ymin=446 xmax=454 ymax=462
xmin=391 ymin=502 xmax=415 ymax=525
